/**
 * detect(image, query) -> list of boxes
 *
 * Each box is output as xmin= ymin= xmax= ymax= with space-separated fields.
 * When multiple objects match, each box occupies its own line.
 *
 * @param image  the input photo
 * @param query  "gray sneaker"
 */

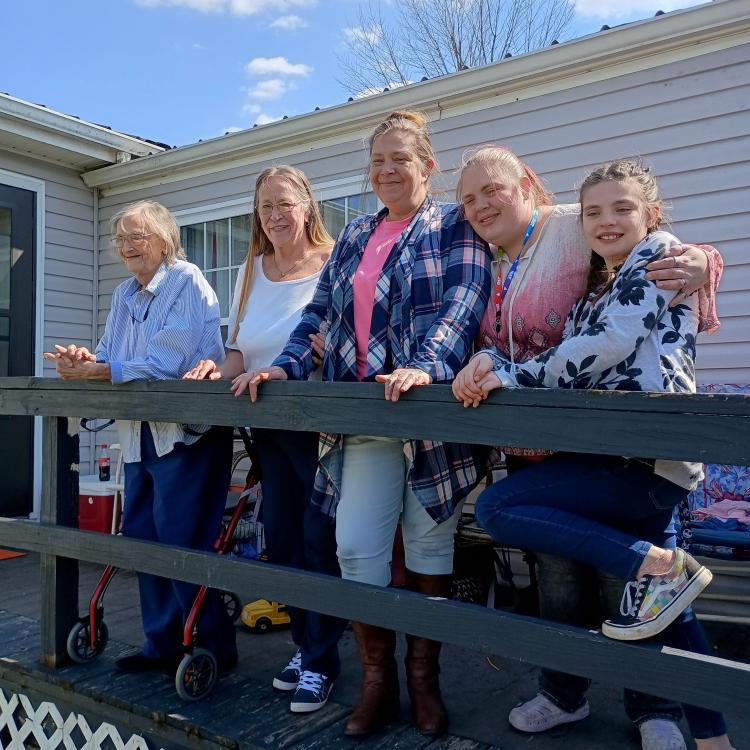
xmin=509 ymin=693 xmax=589 ymax=733
xmin=639 ymin=719 xmax=686 ymax=750
xmin=272 ymin=649 xmax=302 ymax=691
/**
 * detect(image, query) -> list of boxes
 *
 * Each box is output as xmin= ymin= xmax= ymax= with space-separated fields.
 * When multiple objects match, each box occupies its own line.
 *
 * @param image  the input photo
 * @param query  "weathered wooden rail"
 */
xmin=0 ymin=377 xmax=749 ymax=717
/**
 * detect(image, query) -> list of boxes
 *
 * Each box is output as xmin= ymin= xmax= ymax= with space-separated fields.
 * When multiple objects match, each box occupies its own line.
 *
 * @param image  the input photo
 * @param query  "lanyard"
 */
xmin=493 ymin=209 xmax=538 ymax=328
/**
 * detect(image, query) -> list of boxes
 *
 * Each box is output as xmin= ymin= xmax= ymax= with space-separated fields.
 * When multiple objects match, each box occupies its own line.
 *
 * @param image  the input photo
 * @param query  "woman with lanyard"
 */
xmin=453 ymin=145 xmax=722 ymax=750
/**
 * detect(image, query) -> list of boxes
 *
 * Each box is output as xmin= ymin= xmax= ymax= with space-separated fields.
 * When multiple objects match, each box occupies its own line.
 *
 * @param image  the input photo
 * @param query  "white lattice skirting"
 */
xmin=0 ymin=688 xmax=162 ymax=750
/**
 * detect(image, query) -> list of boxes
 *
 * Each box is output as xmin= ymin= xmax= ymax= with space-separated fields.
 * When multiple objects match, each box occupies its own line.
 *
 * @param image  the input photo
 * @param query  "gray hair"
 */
xmin=110 ymin=200 xmax=186 ymax=265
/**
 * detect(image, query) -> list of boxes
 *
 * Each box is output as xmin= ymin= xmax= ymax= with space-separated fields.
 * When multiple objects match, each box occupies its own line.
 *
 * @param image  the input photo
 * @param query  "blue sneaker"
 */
xmin=273 ymin=649 xmax=302 ymax=691
xmin=290 ymin=670 xmax=334 ymax=713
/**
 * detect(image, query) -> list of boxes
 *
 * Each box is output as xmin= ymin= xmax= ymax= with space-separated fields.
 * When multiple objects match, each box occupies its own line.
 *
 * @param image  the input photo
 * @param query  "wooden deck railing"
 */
xmin=0 ymin=377 xmax=749 ymax=715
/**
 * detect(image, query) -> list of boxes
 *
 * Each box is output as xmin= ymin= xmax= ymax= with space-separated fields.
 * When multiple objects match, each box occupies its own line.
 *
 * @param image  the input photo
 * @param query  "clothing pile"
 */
xmin=684 ymin=385 xmax=750 ymax=560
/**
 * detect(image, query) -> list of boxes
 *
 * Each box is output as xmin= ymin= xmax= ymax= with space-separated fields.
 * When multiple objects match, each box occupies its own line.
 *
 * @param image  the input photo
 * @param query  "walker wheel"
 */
xmin=175 ymin=648 xmax=218 ymax=701
xmin=66 ymin=618 xmax=109 ymax=663
xmin=221 ymin=591 xmax=242 ymax=622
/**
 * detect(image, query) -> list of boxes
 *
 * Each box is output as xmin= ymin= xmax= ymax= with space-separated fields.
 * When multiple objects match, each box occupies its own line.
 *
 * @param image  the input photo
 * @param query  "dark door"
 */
xmin=0 ymin=184 xmax=35 ymax=517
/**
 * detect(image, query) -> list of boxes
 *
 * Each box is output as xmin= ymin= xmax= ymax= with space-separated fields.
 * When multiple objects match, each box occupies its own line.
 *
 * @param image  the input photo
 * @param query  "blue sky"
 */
xmin=4 ymin=0 xmax=705 ymax=148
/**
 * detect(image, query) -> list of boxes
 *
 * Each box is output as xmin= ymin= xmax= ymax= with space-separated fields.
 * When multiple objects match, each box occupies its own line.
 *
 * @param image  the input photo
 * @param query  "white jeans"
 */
xmin=335 ymin=435 xmax=463 ymax=587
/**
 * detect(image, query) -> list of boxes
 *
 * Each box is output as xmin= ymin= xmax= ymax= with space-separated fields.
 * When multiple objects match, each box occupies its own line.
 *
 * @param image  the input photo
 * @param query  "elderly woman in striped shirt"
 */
xmin=45 ymin=200 xmax=237 ymax=677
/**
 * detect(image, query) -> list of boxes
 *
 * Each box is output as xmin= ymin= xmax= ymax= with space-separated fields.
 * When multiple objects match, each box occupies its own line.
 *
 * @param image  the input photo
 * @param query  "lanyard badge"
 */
xmin=494 ymin=208 xmax=538 ymax=332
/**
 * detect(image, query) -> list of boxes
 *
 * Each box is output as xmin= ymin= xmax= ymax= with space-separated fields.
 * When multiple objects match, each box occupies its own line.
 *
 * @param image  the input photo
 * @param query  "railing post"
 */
xmin=39 ymin=416 xmax=80 ymax=667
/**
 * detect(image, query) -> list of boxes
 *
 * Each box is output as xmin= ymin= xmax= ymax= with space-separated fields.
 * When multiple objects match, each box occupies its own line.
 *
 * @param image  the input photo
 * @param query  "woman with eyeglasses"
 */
xmin=236 ymin=112 xmax=493 ymax=737
xmin=184 ymin=166 xmax=346 ymax=715
xmin=45 ymin=199 xmax=237 ymax=678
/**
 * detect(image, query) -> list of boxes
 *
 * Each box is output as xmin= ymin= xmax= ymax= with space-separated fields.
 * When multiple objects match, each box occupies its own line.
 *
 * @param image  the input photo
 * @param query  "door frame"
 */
xmin=0 ymin=167 xmax=46 ymax=520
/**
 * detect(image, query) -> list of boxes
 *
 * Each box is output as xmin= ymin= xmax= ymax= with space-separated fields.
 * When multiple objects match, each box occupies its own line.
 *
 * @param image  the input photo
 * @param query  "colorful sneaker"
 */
xmin=290 ymin=671 xmax=334 ymax=713
xmin=638 ymin=718 xmax=686 ymax=750
xmin=602 ymin=550 xmax=712 ymax=641
xmin=272 ymin=649 xmax=302 ymax=691
xmin=508 ymin=693 xmax=590 ymax=732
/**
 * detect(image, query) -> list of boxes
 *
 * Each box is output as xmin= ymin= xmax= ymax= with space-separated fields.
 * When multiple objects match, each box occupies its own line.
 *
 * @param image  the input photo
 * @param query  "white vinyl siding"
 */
xmin=0 ymin=150 xmax=97 ymax=469
xmin=96 ymin=42 xmax=750 ymax=385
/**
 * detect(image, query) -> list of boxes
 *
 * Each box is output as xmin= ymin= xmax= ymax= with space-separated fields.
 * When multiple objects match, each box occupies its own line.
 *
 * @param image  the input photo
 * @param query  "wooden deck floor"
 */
xmin=1 ymin=552 xmax=748 ymax=749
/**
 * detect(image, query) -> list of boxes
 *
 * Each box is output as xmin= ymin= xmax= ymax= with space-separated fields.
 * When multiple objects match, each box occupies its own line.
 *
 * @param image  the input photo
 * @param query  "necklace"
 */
xmin=272 ymin=250 xmax=309 ymax=279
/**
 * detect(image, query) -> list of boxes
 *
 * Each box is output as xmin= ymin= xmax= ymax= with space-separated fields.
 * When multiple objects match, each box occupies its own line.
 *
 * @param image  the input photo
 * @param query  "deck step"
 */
xmin=0 ymin=611 xmax=498 ymax=750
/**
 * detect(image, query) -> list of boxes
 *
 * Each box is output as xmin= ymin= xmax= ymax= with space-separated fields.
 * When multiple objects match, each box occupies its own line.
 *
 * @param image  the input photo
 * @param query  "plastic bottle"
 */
xmin=97 ymin=444 xmax=111 ymax=482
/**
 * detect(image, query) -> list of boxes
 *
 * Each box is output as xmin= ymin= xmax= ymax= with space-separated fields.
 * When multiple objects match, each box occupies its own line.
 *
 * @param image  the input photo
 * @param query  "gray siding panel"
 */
xmin=96 ymin=43 xmax=750 ymax=384
xmin=0 ymin=150 xmax=97 ymax=472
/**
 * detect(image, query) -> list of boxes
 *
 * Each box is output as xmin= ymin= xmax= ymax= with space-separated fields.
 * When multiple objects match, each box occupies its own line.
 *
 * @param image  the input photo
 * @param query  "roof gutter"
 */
xmin=82 ymin=0 xmax=750 ymax=192
xmin=0 ymin=93 xmax=165 ymax=161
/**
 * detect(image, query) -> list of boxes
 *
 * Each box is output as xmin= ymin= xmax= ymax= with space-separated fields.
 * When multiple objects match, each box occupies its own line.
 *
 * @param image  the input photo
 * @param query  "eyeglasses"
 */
xmin=113 ymin=232 xmax=153 ymax=249
xmin=257 ymin=201 xmax=300 ymax=217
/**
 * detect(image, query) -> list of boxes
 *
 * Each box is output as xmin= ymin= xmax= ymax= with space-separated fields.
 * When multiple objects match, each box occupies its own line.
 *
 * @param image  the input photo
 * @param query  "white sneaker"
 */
xmin=639 ymin=719 xmax=686 ymax=750
xmin=508 ymin=693 xmax=590 ymax=733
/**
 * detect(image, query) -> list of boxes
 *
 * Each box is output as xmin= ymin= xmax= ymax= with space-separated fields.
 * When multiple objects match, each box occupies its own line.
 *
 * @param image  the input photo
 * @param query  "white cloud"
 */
xmin=270 ymin=14 xmax=307 ymax=29
xmin=255 ymin=113 xmax=282 ymax=125
xmin=135 ymin=0 xmax=315 ymax=16
xmin=242 ymin=102 xmax=262 ymax=114
xmin=249 ymin=78 xmax=289 ymax=100
xmin=221 ymin=125 xmax=243 ymax=135
xmin=573 ymin=0 xmax=703 ymax=20
xmin=343 ymin=25 xmax=382 ymax=45
xmin=245 ymin=56 xmax=312 ymax=76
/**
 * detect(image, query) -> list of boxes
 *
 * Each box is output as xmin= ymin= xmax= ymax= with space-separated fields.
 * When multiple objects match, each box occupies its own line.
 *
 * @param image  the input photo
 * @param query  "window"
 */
xmin=180 ymin=214 xmax=252 ymax=321
xmin=177 ymin=190 xmax=377 ymax=323
xmin=319 ymin=191 xmax=378 ymax=238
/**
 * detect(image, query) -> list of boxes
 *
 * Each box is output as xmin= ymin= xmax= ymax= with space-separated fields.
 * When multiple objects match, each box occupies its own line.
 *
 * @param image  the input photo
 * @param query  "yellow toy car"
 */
xmin=240 ymin=599 xmax=291 ymax=632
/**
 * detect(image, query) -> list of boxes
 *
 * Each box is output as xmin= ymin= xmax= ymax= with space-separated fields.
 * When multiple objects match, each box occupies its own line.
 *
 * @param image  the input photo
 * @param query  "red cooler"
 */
xmin=78 ymin=475 xmax=116 ymax=533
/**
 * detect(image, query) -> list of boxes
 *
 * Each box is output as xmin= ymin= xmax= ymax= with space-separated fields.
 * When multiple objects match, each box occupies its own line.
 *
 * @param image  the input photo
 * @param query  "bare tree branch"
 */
xmin=337 ymin=0 xmax=574 ymax=97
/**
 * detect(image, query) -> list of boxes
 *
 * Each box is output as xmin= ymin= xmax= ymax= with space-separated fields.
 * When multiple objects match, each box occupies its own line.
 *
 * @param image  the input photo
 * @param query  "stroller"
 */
xmin=66 ymin=423 xmax=260 ymax=701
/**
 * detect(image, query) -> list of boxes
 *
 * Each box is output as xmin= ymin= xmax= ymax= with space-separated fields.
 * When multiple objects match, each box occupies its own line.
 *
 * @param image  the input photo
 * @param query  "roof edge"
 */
xmin=0 ymin=93 xmax=167 ymax=162
xmin=83 ymin=0 xmax=749 ymax=190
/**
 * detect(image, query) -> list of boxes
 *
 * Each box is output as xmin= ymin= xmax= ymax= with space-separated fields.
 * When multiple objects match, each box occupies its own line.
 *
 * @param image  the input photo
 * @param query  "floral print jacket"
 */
xmin=483 ymin=231 xmax=702 ymax=489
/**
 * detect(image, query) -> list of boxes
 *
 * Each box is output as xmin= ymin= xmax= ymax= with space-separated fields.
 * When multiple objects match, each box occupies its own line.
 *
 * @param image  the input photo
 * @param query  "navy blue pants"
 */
xmin=123 ymin=424 xmax=237 ymax=666
xmin=477 ymin=453 xmax=726 ymax=739
xmin=253 ymin=428 xmax=346 ymax=679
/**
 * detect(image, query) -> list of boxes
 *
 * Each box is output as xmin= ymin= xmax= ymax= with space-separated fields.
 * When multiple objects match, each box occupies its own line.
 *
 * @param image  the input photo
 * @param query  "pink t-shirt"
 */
xmin=354 ymin=215 xmax=412 ymax=380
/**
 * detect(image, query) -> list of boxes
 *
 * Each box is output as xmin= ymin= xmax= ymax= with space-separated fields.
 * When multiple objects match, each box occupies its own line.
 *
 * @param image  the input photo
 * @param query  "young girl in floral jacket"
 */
xmin=454 ymin=159 xmax=734 ymax=750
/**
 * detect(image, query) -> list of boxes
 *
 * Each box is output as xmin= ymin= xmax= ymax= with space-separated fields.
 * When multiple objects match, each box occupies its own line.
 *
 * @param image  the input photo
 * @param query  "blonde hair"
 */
xmin=110 ymin=200 xmax=186 ymax=265
xmin=368 ymin=110 xmax=438 ymax=183
xmin=456 ymin=145 xmax=553 ymax=207
xmin=578 ymin=159 xmax=664 ymax=301
xmin=228 ymin=165 xmax=333 ymax=345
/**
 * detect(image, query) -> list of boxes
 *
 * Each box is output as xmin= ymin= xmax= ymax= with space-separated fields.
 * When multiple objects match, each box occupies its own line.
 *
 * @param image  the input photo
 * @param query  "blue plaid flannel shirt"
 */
xmin=273 ymin=196 xmax=492 ymax=523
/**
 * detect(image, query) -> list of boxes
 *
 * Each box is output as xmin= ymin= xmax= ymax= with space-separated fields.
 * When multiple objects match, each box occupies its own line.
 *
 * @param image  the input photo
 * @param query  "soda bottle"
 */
xmin=97 ymin=444 xmax=111 ymax=482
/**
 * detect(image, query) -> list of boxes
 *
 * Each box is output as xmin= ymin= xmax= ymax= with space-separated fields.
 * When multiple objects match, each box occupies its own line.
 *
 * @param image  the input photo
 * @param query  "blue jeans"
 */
xmin=477 ymin=452 xmax=726 ymax=739
xmin=253 ymin=428 xmax=346 ymax=679
xmin=123 ymin=424 xmax=237 ymax=665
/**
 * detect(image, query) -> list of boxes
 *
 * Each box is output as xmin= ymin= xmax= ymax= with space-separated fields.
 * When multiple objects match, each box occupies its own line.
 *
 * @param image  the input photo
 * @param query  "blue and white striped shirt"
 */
xmin=95 ymin=261 xmax=224 ymax=463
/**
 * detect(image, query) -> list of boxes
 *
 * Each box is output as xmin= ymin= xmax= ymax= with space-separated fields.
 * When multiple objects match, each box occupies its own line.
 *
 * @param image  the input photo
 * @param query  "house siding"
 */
xmin=0 ymin=150 xmax=97 ymax=470
xmin=97 ymin=42 xmax=750 ymax=386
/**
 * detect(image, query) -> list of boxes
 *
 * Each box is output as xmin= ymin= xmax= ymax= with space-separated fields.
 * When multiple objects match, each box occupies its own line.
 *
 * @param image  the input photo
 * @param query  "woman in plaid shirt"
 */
xmin=237 ymin=111 xmax=492 ymax=737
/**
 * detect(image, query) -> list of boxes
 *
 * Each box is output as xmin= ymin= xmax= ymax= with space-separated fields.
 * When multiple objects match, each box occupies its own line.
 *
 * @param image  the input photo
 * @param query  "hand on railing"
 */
xmin=43 ymin=344 xmax=110 ymax=381
xmin=374 ymin=368 xmax=432 ymax=402
xmin=183 ymin=359 xmax=222 ymax=381
xmin=452 ymin=353 xmax=502 ymax=408
xmin=43 ymin=344 xmax=97 ymax=364
xmin=231 ymin=366 xmax=288 ymax=403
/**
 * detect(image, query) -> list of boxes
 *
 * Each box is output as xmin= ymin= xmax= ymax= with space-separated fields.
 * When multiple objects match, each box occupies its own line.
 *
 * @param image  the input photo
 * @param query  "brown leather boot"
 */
xmin=404 ymin=569 xmax=451 ymax=736
xmin=344 ymin=622 xmax=400 ymax=737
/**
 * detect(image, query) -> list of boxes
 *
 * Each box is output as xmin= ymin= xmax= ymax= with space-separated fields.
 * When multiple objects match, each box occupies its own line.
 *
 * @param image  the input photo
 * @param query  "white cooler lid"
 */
xmin=79 ymin=474 xmax=115 ymax=496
